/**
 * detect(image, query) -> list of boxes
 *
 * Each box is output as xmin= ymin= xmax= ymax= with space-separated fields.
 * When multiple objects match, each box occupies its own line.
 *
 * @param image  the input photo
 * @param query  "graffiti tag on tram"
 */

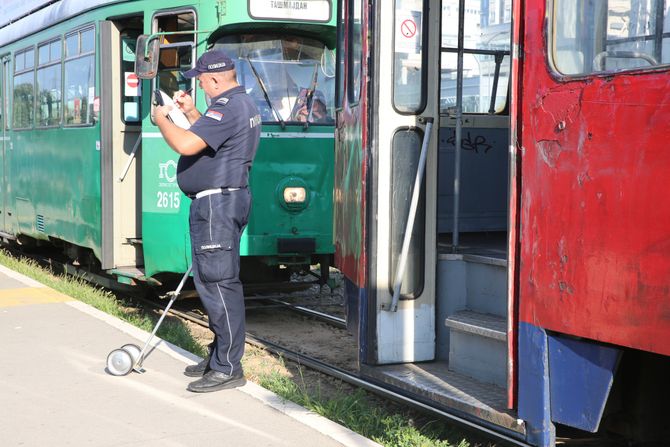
xmin=447 ymin=131 xmax=493 ymax=154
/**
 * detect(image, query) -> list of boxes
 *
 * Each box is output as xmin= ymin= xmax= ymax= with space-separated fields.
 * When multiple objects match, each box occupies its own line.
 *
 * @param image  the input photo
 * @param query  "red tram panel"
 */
xmin=518 ymin=1 xmax=670 ymax=357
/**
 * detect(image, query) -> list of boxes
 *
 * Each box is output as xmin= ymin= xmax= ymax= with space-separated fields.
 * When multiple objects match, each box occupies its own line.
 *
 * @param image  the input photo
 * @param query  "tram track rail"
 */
xmin=135 ymin=294 xmax=530 ymax=447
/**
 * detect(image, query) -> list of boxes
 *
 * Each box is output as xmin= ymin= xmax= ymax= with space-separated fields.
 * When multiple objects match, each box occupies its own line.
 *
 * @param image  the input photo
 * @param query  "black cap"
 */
xmin=182 ymin=50 xmax=235 ymax=78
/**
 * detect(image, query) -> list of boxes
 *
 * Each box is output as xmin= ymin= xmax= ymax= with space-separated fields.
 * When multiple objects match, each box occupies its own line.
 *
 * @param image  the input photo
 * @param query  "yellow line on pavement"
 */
xmin=0 ymin=287 xmax=73 ymax=307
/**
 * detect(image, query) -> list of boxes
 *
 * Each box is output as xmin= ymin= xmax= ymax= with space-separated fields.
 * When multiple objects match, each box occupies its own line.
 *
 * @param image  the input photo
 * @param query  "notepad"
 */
xmin=156 ymin=90 xmax=191 ymax=129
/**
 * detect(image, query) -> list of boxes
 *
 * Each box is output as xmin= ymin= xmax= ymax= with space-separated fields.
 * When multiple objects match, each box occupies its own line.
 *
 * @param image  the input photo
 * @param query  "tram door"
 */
xmin=369 ymin=0 xmax=440 ymax=363
xmin=100 ymin=19 xmax=144 ymax=270
xmin=0 ymin=56 xmax=9 ymax=233
xmin=139 ymin=10 xmax=195 ymax=276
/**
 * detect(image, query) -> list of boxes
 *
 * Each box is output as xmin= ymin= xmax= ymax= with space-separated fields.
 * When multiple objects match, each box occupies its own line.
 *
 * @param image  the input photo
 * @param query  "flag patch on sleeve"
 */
xmin=205 ymin=110 xmax=223 ymax=121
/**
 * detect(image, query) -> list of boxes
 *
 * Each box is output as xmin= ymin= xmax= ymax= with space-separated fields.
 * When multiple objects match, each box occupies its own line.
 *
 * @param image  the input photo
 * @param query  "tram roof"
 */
xmin=0 ymin=0 xmax=134 ymax=47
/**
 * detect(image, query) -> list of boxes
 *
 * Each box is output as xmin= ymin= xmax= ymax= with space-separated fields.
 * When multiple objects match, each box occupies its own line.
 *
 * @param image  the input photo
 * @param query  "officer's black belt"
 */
xmin=188 ymin=187 xmax=247 ymax=199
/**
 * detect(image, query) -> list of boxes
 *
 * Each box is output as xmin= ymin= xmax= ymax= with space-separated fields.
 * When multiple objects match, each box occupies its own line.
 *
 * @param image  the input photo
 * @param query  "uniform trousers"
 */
xmin=189 ymin=188 xmax=251 ymax=376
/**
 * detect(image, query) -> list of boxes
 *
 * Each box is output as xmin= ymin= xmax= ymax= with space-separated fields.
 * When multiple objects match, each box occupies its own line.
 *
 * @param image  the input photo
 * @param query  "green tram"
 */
xmin=0 ymin=0 xmax=336 ymax=286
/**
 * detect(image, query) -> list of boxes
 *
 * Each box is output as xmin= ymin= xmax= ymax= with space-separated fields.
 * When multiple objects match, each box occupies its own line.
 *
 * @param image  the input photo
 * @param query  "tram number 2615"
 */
xmin=156 ymin=191 xmax=181 ymax=209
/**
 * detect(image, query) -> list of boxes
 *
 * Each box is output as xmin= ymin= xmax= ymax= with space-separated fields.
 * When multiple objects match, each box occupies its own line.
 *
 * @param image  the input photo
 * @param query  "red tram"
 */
xmin=334 ymin=0 xmax=670 ymax=445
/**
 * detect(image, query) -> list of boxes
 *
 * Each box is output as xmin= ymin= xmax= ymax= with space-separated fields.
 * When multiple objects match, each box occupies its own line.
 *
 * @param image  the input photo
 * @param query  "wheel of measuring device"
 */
xmin=106 ymin=348 xmax=134 ymax=376
xmin=121 ymin=343 xmax=142 ymax=365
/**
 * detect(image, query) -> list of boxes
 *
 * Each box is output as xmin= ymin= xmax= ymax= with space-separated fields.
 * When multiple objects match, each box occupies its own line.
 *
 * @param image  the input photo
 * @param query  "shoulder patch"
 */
xmin=205 ymin=110 xmax=224 ymax=121
xmin=216 ymin=97 xmax=229 ymax=105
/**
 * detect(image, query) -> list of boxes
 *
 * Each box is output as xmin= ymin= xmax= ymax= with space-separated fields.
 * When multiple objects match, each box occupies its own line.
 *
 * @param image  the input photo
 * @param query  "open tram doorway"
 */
xmin=432 ymin=0 xmax=514 ymax=425
xmin=350 ymin=0 xmax=519 ymax=434
xmin=434 ymin=0 xmax=512 ymax=384
xmin=100 ymin=16 xmax=144 ymax=272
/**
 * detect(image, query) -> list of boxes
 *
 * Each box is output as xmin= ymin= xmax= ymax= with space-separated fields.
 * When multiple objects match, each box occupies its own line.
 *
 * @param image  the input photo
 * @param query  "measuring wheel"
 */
xmin=106 ymin=348 xmax=134 ymax=376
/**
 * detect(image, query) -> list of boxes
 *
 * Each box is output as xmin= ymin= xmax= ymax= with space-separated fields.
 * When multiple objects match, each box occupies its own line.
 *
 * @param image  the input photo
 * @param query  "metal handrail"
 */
xmin=388 ymin=117 xmax=434 ymax=312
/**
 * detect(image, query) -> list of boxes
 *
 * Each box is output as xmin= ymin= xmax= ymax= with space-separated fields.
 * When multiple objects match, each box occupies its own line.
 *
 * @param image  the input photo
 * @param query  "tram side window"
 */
xmin=13 ymin=47 xmax=35 ymax=129
xmin=552 ymin=0 xmax=670 ymax=75
xmin=64 ymin=26 xmax=96 ymax=126
xmin=440 ymin=0 xmax=511 ymax=114
xmin=336 ymin=0 xmax=346 ymax=108
xmin=37 ymin=39 xmax=62 ymax=127
xmin=2 ymin=60 xmax=9 ymax=131
xmin=153 ymin=11 xmax=195 ymax=105
xmin=348 ymin=0 xmax=363 ymax=104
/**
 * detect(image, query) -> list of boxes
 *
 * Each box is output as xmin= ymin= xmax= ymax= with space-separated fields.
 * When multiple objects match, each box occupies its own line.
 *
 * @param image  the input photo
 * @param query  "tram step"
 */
xmin=436 ymin=254 xmax=507 ymax=364
xmin=437 ymin=253 xmax=507 ymax=318
xmin=445 ymin=310 xmax=506 ymax=341
xmin=445 ymin=310 xmax=507 ymax=387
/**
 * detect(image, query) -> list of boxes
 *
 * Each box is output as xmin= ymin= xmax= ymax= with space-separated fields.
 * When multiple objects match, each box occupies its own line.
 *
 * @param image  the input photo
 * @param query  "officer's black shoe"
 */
xmin=184 ymin=357 xmax=209 ymax=377
xmin=187 ymin=369 xmax=246 ymax=393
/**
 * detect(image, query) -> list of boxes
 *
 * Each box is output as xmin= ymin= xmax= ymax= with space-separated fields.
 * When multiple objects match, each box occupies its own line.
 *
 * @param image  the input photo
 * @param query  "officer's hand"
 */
xmin=173 ymin=90 xmax=195 ymax=114
xmin=152 ymin=105 xmax=172 ymax=121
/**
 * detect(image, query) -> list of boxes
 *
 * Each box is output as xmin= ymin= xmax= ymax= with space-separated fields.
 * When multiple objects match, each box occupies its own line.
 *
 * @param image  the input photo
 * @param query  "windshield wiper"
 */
xmin=303 ymin=62 xmax=320 ymax=129
xmin=245 ymin=58 xmax=285 ymax=129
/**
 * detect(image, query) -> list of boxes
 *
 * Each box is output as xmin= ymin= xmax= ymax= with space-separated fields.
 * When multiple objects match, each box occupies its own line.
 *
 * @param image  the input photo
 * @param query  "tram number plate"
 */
xmin=156 ymin=191 xmax=181 ymax=209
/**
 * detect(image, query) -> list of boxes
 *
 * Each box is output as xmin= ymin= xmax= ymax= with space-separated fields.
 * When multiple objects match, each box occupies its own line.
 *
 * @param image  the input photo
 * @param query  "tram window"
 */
xmin=0 ymin=65 xmax=3 ymax=130
xmin=38 ymin=44 xmax=49 ymax=65
xmin=65 ymin=33 xmax=78 ymax=58
xmin=393 ymin=0 xmax=427 ymax=113
xmin=214 ymin=34 xmax=336 ymax=125
xmin=335 ymin=0 xmax=345 ymax=108
xmin=347 ymin=0 xmax=363 ymax=104
xmin=81 ymin=28 xmax=95 ymax=54
xmin=389 ymin=128 xmax=425 ymax=299
xmin=36 ymin=39 xmax=62 ymax=127
xmin=3 ymin=59 xmax=9 ymax=131
xmin=440 ymin=0 xmax=511 ymax=114
xmin=152 ymin=11 xmax=195 ymax=109
xmin=121 ymin=31 xmax=141 ymax=123
xmin=64 ymin=26 xmax=96 ymax=126
xmin=13 ymin=47 xmax=34 ymax=129
xmin=551 ymin=0 xmax=670 ymax=75
xmin=24 ymin=48 xmax=34 ymax=69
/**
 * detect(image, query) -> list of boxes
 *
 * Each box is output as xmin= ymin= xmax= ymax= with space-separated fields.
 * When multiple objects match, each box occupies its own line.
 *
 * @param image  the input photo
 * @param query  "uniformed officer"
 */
xmin=153 ymin=49 xmax=261 ymax=393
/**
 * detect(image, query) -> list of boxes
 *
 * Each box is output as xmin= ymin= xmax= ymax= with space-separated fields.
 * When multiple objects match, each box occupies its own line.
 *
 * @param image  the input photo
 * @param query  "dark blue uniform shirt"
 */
xmin=177 ymin=86 xmax=261 ymax=195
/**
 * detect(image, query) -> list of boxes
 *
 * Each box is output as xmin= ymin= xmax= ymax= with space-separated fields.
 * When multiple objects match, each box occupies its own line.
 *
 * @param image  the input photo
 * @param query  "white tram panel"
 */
xmin=374 ymin=0 xmax=440 ymax=364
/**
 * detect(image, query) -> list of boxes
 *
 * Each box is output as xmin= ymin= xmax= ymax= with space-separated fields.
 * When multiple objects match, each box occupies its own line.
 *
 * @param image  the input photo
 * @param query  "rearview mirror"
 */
xmin=134 ymin=35 xmax=160 ymax=79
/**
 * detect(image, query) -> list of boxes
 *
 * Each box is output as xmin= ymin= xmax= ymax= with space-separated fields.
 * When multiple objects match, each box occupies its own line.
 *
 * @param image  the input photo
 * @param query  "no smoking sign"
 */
xmin=400 ymin=19 xmax=417 ymax=38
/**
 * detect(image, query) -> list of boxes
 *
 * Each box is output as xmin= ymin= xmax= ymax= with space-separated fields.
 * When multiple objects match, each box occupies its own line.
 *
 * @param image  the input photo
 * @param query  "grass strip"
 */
xmin=254 ymin=364 xmax=479 ymax=447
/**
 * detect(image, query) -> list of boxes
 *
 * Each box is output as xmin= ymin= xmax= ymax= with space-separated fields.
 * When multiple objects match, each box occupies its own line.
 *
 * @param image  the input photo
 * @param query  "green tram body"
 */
xmin=0 ymin=0 xmax=336 ymax=284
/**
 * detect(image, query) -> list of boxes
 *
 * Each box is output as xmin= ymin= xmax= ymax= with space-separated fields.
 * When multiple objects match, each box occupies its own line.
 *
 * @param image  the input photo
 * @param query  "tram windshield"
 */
xmin=214 ymin=34 xmax=336 ymax=125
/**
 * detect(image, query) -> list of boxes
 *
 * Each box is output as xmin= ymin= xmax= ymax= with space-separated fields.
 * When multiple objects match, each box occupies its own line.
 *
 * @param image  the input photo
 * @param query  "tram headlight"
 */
xmin=283 ymin=187 xmax=307 ymax=203
xmin=276 ymin=177 xmax=310 ymax=212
